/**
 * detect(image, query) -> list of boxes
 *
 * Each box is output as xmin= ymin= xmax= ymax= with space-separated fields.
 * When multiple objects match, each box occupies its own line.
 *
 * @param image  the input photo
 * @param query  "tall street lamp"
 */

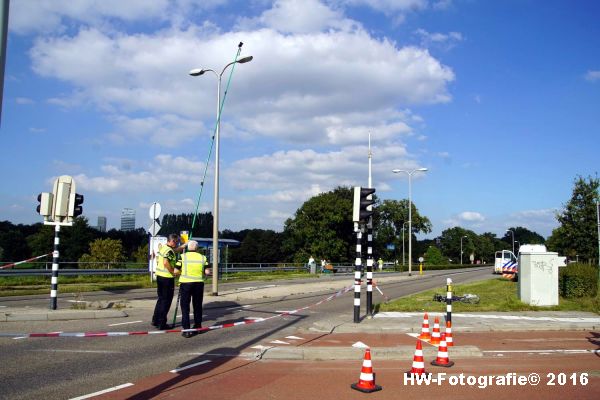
xmin=460 ymin=235 xmax=467 ymax=265
xmin=393 ymin=167 xmax=428 ymax=276
xmin=190 ymin=55 xmax=253 ymax=296
xmin=506 ymin=229 xmax=515 ymax=255
xmin=402 ymin=221 xmax=408 ymax=268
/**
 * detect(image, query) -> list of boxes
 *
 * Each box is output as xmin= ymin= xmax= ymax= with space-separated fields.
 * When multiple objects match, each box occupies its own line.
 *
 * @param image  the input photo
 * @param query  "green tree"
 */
xmin=501 ymin=226 xmax=545 ymax=251
xmin=133 ymin=243 xmax=149 ymax=264
xmin=160 ymin=213 xmax=213 ymax=238
xmin=60 ymin=217 xmax=98 ymax=262
xmin=230 ymin=229 xmax=283 ymax=263
xmin=282 ymin=186 xmax=354 ymax=263
xmin=26 ymin=224 xmax=55 ymax=258
xmin=374 ymin=199 xmax=432 ymax=261
xmin=79 ymin=238 xmax=126 ymax=268
xmin=547 ymin=175 xmax=600 ymax=262
xmin=439 ymin=227 xmax=479 ymax=264
xmin=424 ymin=245 xmax=445 ymax=265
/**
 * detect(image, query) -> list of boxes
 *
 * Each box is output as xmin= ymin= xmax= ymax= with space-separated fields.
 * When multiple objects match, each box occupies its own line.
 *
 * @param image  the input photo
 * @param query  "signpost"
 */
xmin=147 ymin=202 xmax=162 ymax=282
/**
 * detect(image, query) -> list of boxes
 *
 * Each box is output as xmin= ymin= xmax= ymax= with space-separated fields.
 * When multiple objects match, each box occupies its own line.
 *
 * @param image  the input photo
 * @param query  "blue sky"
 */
xmin=1 ymin=0 xmax=598 ymax=239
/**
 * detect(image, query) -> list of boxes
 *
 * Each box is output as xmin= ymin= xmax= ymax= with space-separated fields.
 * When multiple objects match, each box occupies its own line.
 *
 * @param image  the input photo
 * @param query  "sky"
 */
xmin=0 ymin=0 xmax=598 ymax=239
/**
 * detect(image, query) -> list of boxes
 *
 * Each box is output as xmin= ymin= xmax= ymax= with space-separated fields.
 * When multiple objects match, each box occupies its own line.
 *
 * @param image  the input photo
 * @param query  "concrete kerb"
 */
xmin=0 ymin=309 xmax=128 ymax=322
xmin=259 ymin=345 xmax=482 ymax=361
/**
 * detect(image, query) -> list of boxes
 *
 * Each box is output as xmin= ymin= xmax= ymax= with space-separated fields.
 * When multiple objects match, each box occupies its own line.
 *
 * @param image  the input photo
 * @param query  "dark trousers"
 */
xmin=152 ymin=276 xmax=175 ymax=327
xmin=180 ymin=282 xmax=204 ymax=329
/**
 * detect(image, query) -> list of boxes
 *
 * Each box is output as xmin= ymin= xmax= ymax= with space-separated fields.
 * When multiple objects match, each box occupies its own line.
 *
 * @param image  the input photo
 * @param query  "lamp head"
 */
xmin=189 ymin=68 xmax=206 ymax=76
xmin=237 ymin=55 xmax=253 ymax=64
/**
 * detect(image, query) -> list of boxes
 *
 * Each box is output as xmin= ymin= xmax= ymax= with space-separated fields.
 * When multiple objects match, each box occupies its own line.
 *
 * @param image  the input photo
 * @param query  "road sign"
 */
xmin=386 ymin=244 xmax=395 ymax=250
xmin=148 ymin=220 xmax=161 ymax=236
xmin=149 ymin=202 xmax=161 ymax=221
xmin=418 ymin=257 xmax=424 ymax=262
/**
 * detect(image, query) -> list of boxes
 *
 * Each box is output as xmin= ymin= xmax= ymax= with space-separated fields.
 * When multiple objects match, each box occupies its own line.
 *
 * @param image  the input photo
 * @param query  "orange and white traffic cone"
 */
xmin=417 ymin=312 xmax=431 ymax=340
xmin=351 ymin=348 xmax=383 ymax=393
xmin=431 ymin=333 xmax=454 ymax=367
xmin=445 ymin=320 xmax=453 ymax=347
xmin=430 ymin=316 xmax=441 ymax=345
xmin=405 ymin=339 xmax=430 ymax=377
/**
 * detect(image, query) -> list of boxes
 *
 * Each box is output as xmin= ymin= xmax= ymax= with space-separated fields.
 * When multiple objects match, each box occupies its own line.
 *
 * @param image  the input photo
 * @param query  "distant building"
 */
xmin=97 ymin=216 xmax=107 ymax=232
xmin=120 ymin=208 xmax=136 ymax=231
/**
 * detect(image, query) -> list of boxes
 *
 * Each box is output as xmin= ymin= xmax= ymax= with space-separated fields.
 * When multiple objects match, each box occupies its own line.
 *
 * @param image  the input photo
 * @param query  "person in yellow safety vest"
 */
xmin=179 ymin=240 xmax=210 ymax=338
xmin=152 ymin=233 xmax=186 ymax=330
xmin=378 ymin=257 xmax=384 ymax=271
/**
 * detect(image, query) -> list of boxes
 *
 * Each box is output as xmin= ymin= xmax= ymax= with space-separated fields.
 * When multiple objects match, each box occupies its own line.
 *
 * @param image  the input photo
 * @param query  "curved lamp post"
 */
xmin=189 ymin=55 xmax=253 ymax=296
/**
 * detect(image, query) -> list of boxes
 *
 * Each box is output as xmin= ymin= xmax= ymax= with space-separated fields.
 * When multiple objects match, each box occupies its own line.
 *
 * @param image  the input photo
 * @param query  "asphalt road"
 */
xmin=0 ymin=267 xmax=494 ymax=400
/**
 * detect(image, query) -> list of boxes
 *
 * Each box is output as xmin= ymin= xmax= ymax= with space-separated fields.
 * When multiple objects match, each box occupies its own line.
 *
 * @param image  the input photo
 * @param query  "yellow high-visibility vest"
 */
xmin=179 ymin=252 xmax=207 ymax=283
xmin=156 ymin=245 xmax=176 ymax=278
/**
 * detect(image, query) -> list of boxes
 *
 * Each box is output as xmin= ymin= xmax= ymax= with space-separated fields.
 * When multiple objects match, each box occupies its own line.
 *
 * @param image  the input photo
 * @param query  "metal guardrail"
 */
xmin=0 ymin=268 xmax=148 ymax=277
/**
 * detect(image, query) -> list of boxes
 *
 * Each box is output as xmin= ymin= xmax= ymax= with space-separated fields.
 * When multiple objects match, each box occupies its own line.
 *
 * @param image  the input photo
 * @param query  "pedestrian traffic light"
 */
xmin=36 ymin=192 xmax=54 ymax=220
xmin=68 ymin=193 xmax=84 ymax=219
xmin=353 ymin=186 xmax=376 ymax=222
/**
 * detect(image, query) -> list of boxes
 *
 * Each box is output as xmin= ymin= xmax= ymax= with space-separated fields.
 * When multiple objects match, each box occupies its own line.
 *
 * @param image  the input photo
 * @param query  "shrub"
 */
xmin=559 ymin=263 xmax=598 ymax=298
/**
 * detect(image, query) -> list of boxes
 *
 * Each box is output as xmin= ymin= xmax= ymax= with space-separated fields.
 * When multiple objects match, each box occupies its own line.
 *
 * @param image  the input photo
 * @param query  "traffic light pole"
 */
xmin=354 ymin=223 xmax=362 ymax=323
xmin=366 ymin=217 xmax=373 ymax=318
xmin=50 ymin=224 xmax=60 ymax=310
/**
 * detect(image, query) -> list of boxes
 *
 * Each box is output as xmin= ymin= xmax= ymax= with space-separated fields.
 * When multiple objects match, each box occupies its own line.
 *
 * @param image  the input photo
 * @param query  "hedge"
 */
xmin=559 ymin=263 xmax=599 ymax=298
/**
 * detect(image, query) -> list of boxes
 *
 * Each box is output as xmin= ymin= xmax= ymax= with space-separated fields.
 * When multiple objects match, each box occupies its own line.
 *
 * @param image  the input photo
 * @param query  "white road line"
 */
xmin=30 ymin=349 xmax=123 ymax=354
xmin=285 ymin=336 xmax=304 ymax=340
xmin=170 ymin=360 xmax=211 ymax=373
xmin=67 ymin=300 xmax=87 ymax=303
xmin=483 ymin=349 xmax=599 ymax=354
xmin=244 ymin=316 xmax=264 ymax=320
xmin=69 ymin=383 xmax=133 ymax=400
xmin=0 ymin=305 xmax=7 ymax=308
xmin=12 ymin=336 xmax=27 ymax=340
xmin=108 ymin=320 xmax=143 ymax=327
xmin=269 ymin=340 xmax=289 ymax=345
xmin=352 ymin=341 xmax=369 ymax=348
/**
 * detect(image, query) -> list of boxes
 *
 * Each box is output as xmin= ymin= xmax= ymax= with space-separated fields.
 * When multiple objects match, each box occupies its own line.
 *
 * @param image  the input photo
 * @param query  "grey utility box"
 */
xmin=518 ymin=250 xmax=566 ymax=306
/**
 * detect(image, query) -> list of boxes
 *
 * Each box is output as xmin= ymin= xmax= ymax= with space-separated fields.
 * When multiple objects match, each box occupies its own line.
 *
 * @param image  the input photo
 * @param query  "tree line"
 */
xmin=0 ymin=175 xmax=597 ymax=266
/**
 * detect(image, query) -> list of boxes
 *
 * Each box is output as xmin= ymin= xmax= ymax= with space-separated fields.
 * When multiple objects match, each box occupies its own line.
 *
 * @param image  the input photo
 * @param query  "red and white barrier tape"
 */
xmin=0 ymin=253 xmax=52 ymax=270
xmin=0 ymin=284 xmax=354 ymax=339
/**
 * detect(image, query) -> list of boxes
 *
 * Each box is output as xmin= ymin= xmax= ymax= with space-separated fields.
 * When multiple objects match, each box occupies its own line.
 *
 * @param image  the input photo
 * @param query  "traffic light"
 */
xmin=36 ymin=192 xmax=54 ymax=221
xmin=68 ymin=193 xmax=84 ymax=219
xmin=352 ymin=186 xmax=376 ymax=222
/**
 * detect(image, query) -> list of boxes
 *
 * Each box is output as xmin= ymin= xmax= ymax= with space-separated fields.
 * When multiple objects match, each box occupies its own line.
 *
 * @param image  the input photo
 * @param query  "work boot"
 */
xmin=182 ymin=331 xmax=194 ymax=338
xmin=158 ymin=324 xmax=173 ymax=330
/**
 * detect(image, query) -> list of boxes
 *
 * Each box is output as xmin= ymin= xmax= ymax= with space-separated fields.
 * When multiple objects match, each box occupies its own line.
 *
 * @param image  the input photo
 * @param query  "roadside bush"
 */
xmin=559 ymin=263 xmax=598 ymax=298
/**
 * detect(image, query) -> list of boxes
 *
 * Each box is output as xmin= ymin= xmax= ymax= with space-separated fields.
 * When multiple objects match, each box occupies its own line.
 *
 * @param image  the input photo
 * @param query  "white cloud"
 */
xmin=28 ymin=22 xmax=454 ymax=147
xmin=239 ymin=0 xmax=355 ymax=34
xmin=584 ymin=70 xmax=600 ymax=82
xmin=458 ymin=211 xmax=485 ymax=222
xmin=10 ymin=0 xmax=171 ymax=35
xmin=414 ymin=28 xmax=463 ymax=50
xmin=16 ymin=97 xmax=34 ymax=104
xmin=225 ymin=143 xmax=415 ymax=191
xmin=340 ymin=0 xmax=428 ymax=14
xmin=72 ymin=155 xmax=206 ymax=193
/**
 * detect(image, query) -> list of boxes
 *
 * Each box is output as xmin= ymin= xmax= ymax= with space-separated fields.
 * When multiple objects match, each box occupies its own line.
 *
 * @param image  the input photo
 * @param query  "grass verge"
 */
xmin=0 ymin=271 xmax=316 ymax=297
xmin=378 ymin=277 xmax=600 ymax=314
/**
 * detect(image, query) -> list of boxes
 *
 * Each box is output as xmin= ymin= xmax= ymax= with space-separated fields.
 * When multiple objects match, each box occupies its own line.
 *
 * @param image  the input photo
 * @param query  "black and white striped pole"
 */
xmin=366 ymin=217 xmax=374 ymax=318
xmin=352 ymin=186 xmax=376 ymax=323
xmin=354 ymin=222 xmax=362 ymax=323
xmin=50 ymin=225 xmax=60 ymax=310
xmin=446 ymin=277 xmax=453 ymax=324
xmin=36 ymin=175 xmax=83 ymax=310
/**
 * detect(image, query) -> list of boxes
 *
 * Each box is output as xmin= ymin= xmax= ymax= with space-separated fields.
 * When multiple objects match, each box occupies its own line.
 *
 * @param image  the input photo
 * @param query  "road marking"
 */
xmin=352 ymin=341 xmax=369 ymax=348
xmin=0 ymin=305 xmax=7 ymax=308
xmin=244 ymin=316 xmax=264 ymax=320
xmin=269 ymin=340 xmax=289 ymax=345
xmin=31 ymin=349 xmax=123 ymax=354
xmin=405 ymin=332 xmax=420 ymax=338
xmin=376 ymin=312 xmax=600 ymax=323
xmin=170 ymin=360 xmax=211 ymax=373
xmin=250 ymin=345 xmax=273 ymax=351
xmin=12 ymin=336 xmax=27 ymax=340
xmin=285 ymin=336 xmax=304 ymax=340
xmin=483 ymin=349 xmax=599 ymax=354
xmin=70 ymin=383 xmax=133 ymax=400
xmin=67 ymin=300 xmax=87 ymax=303
xmin=108 ymin=320 xmax=143 ymax=326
